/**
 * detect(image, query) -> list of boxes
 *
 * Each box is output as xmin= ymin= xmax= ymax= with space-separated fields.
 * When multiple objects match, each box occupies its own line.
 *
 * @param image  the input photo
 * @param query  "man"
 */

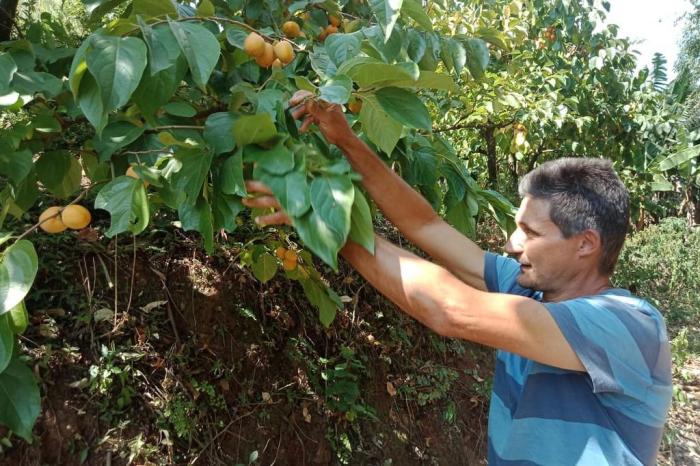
xmin=242 ymin=91 xmax=672 ymax=465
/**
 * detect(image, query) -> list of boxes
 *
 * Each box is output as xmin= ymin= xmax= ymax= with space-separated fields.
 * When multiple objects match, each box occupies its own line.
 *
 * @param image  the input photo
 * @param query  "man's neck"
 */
xmin=542 ymin=273 xmax=612 ymax=303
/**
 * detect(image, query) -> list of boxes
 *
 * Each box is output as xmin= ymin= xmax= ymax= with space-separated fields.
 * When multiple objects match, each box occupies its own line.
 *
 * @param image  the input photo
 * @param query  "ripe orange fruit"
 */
xmin=282 ymin=258 xmax=297 ymax=271
xmin=273 ymin=40 xmax=294 ymax=64
xmin=325 ymin=24 xmax=338 ymax=36
xmin=348 ymin=100 xmax=362 ymax=114
xmin=244 ymin=32 xmax=266 ymax=57
xmin=255 ymin=42 xmax=275 ymax=68
xmin=329 ymin=15 xmax=341 ymax=27
xmin=39 ymin=207 xmax=67 ymax=233
xmin=318 ymin=30 xmax=328 ymax=42
xmin=275 ymin=246 xmax=287 ymax=259
xmin=282 ymin=21 xmax=301 ymax=38
xmin=284 ymin=249 xmax=298 ymax=262
xmin=61 ymin=204 xmax=92 ymax=230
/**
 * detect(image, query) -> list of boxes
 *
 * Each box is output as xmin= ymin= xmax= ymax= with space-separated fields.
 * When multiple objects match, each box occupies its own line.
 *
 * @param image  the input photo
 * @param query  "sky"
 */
xmin=604 ymin=0 xmax=693 ymax=80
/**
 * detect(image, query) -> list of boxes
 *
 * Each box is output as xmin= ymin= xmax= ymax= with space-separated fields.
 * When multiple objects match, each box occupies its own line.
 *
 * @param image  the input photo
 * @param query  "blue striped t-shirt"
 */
xmin=484 ymin=252 xmax=672 ymax=466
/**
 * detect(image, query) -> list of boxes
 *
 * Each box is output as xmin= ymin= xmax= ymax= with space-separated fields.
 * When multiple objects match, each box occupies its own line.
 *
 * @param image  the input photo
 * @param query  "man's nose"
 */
xmin=505 ymin=228 xmax=524 ymax=254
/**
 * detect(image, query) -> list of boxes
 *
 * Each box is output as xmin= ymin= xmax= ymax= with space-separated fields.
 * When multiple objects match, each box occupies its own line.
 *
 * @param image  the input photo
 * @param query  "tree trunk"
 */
xmin=483 ymin=125 xmax=498 ymax=189
xmin=0 ymin=0 xmax=19 ymax=41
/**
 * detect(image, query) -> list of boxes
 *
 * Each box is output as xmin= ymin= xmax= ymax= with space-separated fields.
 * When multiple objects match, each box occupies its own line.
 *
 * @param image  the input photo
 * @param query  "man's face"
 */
xmin=504 ymin=196 xmax=580 ymax=292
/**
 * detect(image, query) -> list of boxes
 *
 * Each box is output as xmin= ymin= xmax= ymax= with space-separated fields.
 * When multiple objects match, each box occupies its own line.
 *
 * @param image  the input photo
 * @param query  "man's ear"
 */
xmin=577 ymin=229 xmax=602 ymax=258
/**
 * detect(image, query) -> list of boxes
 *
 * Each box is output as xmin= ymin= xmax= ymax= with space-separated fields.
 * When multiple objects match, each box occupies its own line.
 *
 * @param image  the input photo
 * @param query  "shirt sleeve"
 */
xmin=483 ymin=252 xmax=538 ymax=297
xmin=544 ymin=296 xmax=670 ymax=402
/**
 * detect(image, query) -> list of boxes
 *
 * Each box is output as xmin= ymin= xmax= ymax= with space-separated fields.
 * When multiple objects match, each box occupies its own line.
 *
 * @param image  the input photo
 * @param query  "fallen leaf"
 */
xmin=386 ymin=382 xmax=397 ymax=397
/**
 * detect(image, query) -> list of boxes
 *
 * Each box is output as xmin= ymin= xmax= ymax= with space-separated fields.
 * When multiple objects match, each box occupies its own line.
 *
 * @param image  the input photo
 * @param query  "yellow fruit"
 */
xmin=61 ymin=204 xmax=92 ymax=230
xmin=275 ymin=247 xmax=287 ymax=259
xmin=272 ymin=58 xmax=283 ymax=69
xmin=348 ymin=100 xmax=362 ymax=114
xmin=273 ymin=40 xmax=295 ymax=64
xmin=282 ymin=258 xmax=297 ymax=271
xmin=39 ymin=207 xmax=67 ymax=233
xmin=284 ymin=250 xmax=298 ymax=262
xmin=282 ymin=21 xmax=301 ymax=38
xmin=255 ymin=42 xmax=275 ymax=68
xmin=244 ymin=32 xmax=266 ymax=57
xmin=329 ymin=15 xmax=341 ymax=27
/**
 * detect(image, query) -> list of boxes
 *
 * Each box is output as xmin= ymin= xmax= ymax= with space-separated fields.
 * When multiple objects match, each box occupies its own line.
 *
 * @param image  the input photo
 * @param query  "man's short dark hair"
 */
xmin=518 ymin=157 xmax=629 ymax=275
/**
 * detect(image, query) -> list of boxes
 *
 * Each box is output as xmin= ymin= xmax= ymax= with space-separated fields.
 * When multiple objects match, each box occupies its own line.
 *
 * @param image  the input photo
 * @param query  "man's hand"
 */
xmin=289 ymin=90 xmax=355 ymax=147
xmin=241 ymin=181 xmax=292 ymax=226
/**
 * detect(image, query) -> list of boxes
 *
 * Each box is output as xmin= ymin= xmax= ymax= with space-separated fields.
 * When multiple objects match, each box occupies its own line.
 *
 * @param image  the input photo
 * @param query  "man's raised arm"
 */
xmin=289 ymin=92 xmax=488 ymax=290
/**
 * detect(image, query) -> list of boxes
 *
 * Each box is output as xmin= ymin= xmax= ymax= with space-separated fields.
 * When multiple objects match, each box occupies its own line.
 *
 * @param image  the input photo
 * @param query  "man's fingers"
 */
xmin=244 ymin=180 xmax=274 ymax=195
xmin=289 ymin=90 xmax=314 ymax=107
xmin=291 ymin=104 xmax=308 ymax=120
xmin=241 ymin=195 xmax=281 ymax=210
xmin=255 ymin=211 xmax=292 ymax=226
xmin=299 ymin=116 xmax=315 ymax=133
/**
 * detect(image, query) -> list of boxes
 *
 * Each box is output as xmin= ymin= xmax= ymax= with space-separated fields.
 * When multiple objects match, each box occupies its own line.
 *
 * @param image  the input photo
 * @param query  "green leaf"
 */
xmin=301 ymin=279 xmax=340 ymax=327
xmin=68 ymin=38 xmax=91 ymax=98
xmin=138 ymin=19 xmax=182 ymax=75
xmin=219 ymin=149 xmax=246 ymax=196
xmin=656 ymin=145 xmax=700 ymax=171
xmin=0 ymin=355 xmax=41 ymax=442
xmin=11 ymin=71 xmax=63 ymax=97
xmin=464 ymin=38 xmax=489 ymax=80
xmin=7 ymin=301 xmax=28 ymax=335
xmin=294 ymin=76 xmax=317 ymax=92
xmin=446 ymin=195 xmax=475 ymax=238
xmin=171 ymin=148 xmax=214 ymax=204
xmin=93 ymin=121 xmax=145 ymax=162
xmin=232 ymin=114 xmax=277 ymax=147
xmin=0 ymin=314 xmax=14 ymax=372
xmin=340 ymin=59 xmax=417 ymax=88
xmin=440 ymin=38 xmax=466 ymax=75
xmin=164 ymin=101 xmax=197 ymax=117
xmin=32 ymin=114 xmax=61 ymax=133
xmin=76 ymin=73 xmax=107 ymax=135
xmin=257 ymin=170 xmax=311 ymax=217
xmin=476 ymin=27 xmax=508 ymax=50
xmin=0 ymin=240 xmax=38 ymax=315
xmin=211 ymin=192 xmax=243 ymax=232
xmin=375 ymin=87 xmax=431 ymax=130
xmin=86 ymin=35 xmax=148 ymax=112
xmin=178 ymin=196 xmax=214 ymax=253
xmin=225 ymin=25 xmax=249 ymax=49
xmin=196 ymin=0 xmax=215 ymax=16
xmin=359 ymin=94 xmax=402 ymax=155
xmin=168 ymin=20 xmax=221 ymax=90
xmin=204 ymin=112 xmax=238 ymax=155
xmin=368 ymin=0 xmax=404 ymax=42
xmin=0 ymin=149 xmax=32 ymax=188
xmin=325 ymin=34 xmax=362 ymax=67
xmin=310 ymin=174 xmax=354 ymax=244
xmin=0 ymin=53 xmax=18 ymax=93
xmin=83 ymin=0 xmax=128 ymax=19
xmin=132 ymin=0 xmax=178 ymax=18
xmin=406 ymin=29 xmax=427 ymax=62
xmin=362 ymin=25 xmax=403 ymax=62
xmin=319 ymin=75 xmax=352 ymax=104
xmin=95 ymin=176 xmax=150 ymax=236
xmin=348 ymin=187 xmax=375 ymax=254
xmin=132 ymin=58 xmax=187 ymax=122
xmin=35 ymin=151 xmax=82 ymax=199
xmin=251 ymin=253 xmax=277 ymax=283
xmin=294 ymin=210 xmax=343 ymax=271
xmin=401 ymin=0 xmax=432 ymax=30
xmin=245 ymin=140 xmax=295 ymax=175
